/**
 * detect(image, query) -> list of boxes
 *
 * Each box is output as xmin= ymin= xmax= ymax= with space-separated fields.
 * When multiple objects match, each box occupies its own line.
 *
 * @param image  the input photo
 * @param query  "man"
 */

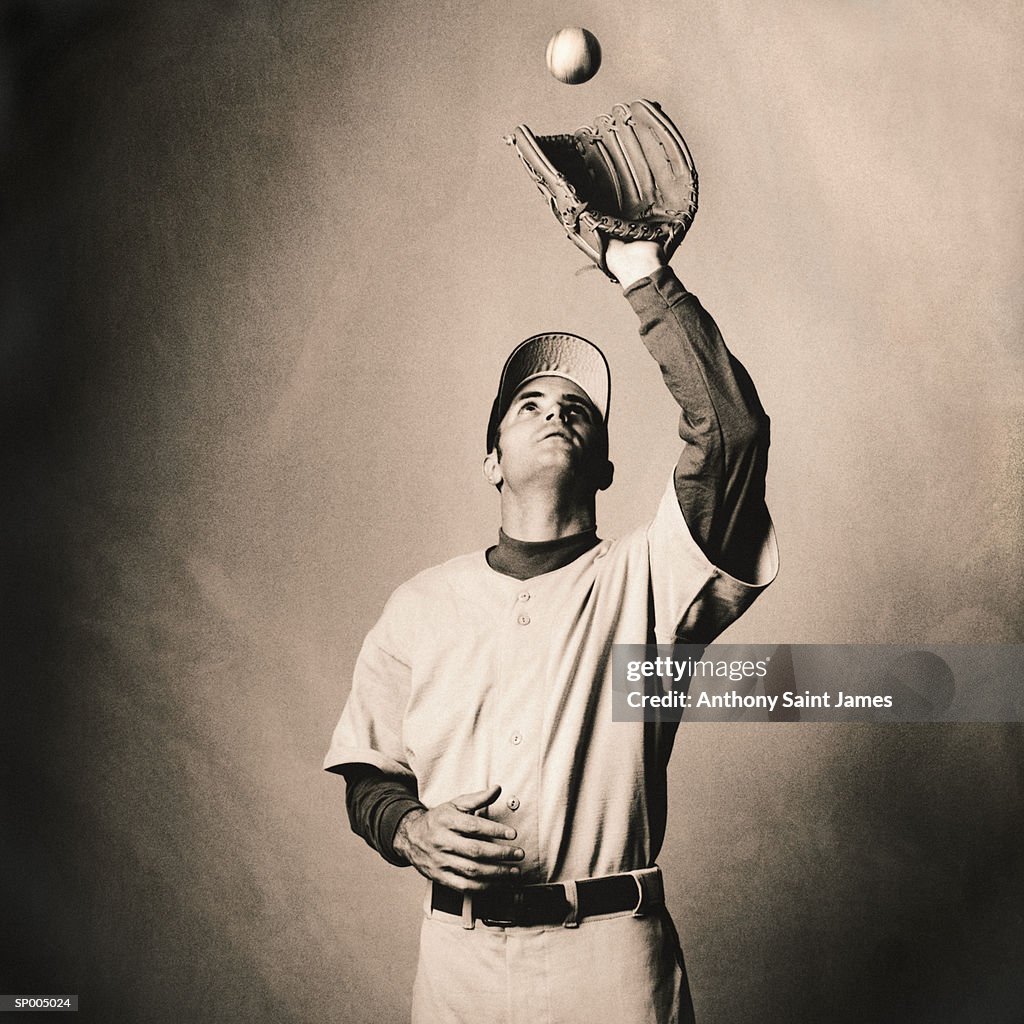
xmin=324 ymin=238 xmax=778 ymax=1023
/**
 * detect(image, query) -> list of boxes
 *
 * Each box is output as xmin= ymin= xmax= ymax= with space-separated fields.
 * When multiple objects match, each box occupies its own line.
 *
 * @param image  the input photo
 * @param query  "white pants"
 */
xmin=412 ymin=893 xmax=695 ymax=1024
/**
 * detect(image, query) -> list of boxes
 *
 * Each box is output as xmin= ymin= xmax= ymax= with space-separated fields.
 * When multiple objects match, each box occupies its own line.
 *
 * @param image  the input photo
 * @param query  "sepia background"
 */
xmin=2 ymin=0 xmax=1022 ymax=1021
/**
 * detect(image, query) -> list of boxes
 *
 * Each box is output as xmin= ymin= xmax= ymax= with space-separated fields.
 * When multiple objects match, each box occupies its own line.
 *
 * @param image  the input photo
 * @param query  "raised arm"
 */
xmin=605 ymin=240 xmax=772 ymax=583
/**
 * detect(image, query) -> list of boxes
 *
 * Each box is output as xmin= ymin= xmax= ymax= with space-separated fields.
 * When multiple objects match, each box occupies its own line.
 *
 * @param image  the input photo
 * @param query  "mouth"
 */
xmin=540 ymin=430 xmax=573 ymax=443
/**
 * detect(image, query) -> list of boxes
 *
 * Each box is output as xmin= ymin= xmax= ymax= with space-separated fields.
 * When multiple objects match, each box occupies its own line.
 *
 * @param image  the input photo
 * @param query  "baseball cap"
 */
xmin=486 ymin=333 xmax=611 ymax=452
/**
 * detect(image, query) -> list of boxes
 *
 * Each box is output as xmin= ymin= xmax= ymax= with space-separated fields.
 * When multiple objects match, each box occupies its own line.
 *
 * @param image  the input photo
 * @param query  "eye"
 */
xmin=520 ymin=401 xmax=538 ymax=412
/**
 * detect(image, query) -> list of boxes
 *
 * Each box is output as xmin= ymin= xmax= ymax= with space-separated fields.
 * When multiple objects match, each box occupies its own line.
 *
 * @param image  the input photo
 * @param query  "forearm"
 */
xmin=341 ymin=765 xmax=426 ymax=867
xmin=624 ymin=266 xmax=771 ymax=579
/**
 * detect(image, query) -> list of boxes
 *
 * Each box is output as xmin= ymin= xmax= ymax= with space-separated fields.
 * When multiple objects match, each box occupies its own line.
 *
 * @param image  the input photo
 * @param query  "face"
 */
xmin=485 ymin=375 xmax=610 ymax=493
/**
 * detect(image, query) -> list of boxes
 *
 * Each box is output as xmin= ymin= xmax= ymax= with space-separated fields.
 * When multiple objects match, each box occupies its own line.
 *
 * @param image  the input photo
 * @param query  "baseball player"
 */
xmin=324 ymin=103 xmax=778 ymax=1023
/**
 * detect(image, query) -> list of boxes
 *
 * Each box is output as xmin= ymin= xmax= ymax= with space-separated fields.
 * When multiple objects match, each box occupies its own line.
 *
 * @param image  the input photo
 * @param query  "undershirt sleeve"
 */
xmin=624 ymin=266 xmax=773 ymax=583
xmin=336 ymin=764 xmax=425 ymax=867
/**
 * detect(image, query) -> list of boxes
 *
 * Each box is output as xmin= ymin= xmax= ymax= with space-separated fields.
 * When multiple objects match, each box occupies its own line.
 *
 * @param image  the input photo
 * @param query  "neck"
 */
xmin=498 ymin=487 xmax=596 ymax=541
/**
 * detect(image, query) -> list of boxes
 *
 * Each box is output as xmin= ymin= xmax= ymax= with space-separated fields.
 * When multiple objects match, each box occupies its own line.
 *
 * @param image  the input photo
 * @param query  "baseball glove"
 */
xmin=505 ymin=99 xmax=698 ymax=281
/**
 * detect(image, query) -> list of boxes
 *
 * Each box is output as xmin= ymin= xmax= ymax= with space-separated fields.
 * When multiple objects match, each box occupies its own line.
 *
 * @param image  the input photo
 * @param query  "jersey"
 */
xmin=323 ymin=474 xmax=777 ymax=882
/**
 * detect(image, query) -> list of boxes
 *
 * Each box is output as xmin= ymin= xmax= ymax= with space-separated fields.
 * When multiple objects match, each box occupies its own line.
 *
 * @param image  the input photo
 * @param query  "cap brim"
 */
xmin=487 ymin=333 xmax=610 ymax=451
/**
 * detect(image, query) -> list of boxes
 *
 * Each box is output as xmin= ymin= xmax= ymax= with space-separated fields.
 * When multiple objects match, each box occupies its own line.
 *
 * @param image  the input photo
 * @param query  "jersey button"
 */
xmin=511 ymin=731 xmax=522 ymax=745
xmin=518 ymin=591 xmax=531 ymax=602
xmin=507 ymin=796 xmax=520 ymax=811
xmin=517 ymin=614 xmax=531 ymax=626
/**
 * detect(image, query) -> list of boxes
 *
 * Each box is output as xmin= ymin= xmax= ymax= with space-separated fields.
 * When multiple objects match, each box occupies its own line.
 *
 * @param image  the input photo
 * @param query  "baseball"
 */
xmin=545 ymin=27 xmax=601 ymax=85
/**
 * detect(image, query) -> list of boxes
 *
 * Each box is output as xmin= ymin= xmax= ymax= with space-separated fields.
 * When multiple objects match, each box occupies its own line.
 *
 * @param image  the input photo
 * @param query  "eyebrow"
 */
xmin=513 ymin=390 xmax=592 ymax=407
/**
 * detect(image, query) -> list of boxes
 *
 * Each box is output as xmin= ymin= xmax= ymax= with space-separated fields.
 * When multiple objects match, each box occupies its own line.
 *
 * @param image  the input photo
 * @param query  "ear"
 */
xmin=482 ymin=451 xmax=503 ymax=488
xmin=596 ymin=459 xmax=614 ymax=492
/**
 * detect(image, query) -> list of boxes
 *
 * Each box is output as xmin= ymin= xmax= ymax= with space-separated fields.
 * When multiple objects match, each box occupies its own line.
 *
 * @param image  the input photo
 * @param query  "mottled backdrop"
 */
xmin=2 ymin=1 xmax=1022 ymax=1021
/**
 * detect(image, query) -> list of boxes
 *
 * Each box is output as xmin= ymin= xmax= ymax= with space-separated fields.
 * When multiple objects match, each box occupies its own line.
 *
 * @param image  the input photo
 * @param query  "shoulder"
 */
xmin=365 ymin=549 xmax=506 ymax=662
xmin=590 ymin=477 xmax=696 ymax=571
xmin=396 ymin=549 xmax=488 ymax=594
xmin=376 ymin=550 xmax=491 ymax=621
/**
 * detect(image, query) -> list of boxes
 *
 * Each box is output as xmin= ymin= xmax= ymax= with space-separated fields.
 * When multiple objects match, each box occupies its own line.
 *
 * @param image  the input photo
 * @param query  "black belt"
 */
xmin=431 ymin=869 xmax=661 ymax=928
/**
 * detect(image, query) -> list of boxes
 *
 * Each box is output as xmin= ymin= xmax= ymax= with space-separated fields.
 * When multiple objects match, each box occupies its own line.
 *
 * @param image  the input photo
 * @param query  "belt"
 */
xmin=430 ymin=866 xmax=664 ymax=929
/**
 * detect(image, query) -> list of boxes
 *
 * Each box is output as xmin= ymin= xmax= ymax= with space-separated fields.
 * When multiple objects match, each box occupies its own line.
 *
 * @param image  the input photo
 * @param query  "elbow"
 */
xmin=730 ymin=409 xmax=771 ymax=455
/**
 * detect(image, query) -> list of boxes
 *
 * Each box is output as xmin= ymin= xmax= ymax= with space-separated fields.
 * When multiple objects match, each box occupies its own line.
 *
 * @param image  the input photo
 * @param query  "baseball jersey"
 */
xmin=324 ymin=267 xmax=778 ymax=882
xmin=324 ymin=487 xmax=776 ymax=884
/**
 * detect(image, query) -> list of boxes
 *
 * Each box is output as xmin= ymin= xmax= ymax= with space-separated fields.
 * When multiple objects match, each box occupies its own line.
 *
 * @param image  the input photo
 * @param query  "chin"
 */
xmin=513 ymin=456 xmax=573 ymax=484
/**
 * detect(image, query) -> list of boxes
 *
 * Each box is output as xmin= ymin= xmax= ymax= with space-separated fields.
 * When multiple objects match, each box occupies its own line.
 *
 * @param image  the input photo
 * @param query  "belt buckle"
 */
xmin=480 ymin=889 xmax=523 ymax=928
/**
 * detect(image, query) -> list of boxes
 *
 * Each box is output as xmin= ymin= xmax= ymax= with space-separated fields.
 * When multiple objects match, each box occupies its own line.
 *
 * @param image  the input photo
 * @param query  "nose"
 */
xmin=545 ymin=403 xmax=569 ymax=423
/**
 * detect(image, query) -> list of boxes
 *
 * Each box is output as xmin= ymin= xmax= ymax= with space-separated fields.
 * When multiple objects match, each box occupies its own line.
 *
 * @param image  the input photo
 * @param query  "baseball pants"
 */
xmin=412 ymin=893 xmax=696 ymax=1024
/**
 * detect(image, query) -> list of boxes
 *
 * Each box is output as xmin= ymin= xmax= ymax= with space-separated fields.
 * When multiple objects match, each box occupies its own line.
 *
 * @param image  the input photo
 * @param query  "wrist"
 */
xmin=379 ymin=795 xmax=427 ymax=866
xmin=605 ymin=239 xmax=664 ymax=289
xmin=392 ymin=806 xmax=427 ymax=858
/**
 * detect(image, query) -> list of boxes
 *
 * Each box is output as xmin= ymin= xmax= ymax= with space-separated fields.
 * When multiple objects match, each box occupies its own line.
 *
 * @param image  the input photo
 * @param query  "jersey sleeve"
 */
xmin=646 ymin=471 xmax=778 ymax=643
xmin=625 ymin=266 xmax=776 ymax=586
xmin=322 ymin=596 xmax=416 ymax=780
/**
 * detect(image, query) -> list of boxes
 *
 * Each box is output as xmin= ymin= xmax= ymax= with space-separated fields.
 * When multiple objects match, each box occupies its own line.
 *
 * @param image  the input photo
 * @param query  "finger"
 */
xmin=574 ymin=121 xmax=625 ymax=214
xmin=629 ymin=100 xmax=698 ymax=219
xmin=444 ymin=834 xmax=525 ymax=863
xmin=451 ymin=785 xmax=502 ymax=815
xmin=446 ymin=809 xmax=518 ymax=842
xmin=614 ymin=106 xmax=657 ymax=214
xmin=442 ymin=855 xmax=522 ymax=884
xmin=578 ymin=113 xmax=640 ymax=216
xmin=437 ymin=870 xmax=500 ymax=893
xmin=630 ymin=101 xmax=691 ymax=181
